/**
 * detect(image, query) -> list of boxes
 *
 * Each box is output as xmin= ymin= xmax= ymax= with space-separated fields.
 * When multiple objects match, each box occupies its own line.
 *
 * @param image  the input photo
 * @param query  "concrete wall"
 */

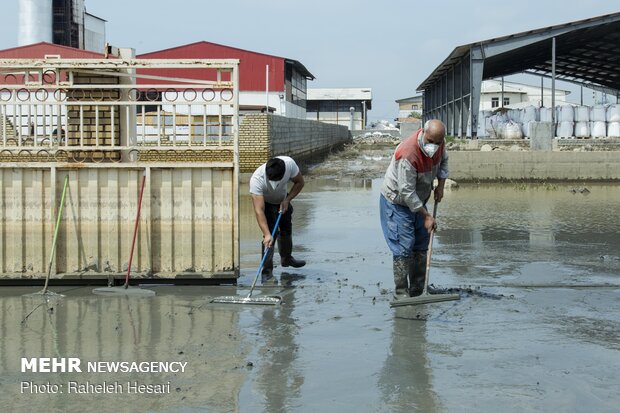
xmin=449 ymin=151 xmax=620 ymax=181
xmin=0 ymin=165 xmax=237 ymax=282
xmin=400 ymin=121 xmax=421 ymax=139
xmin=239 ymin=114 xmax=351 ymax=172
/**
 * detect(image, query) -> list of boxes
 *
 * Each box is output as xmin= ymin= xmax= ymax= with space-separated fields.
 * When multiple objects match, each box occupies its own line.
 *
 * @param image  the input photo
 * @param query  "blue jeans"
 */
xmin=379 ymin=194 xmax=429 ymax=257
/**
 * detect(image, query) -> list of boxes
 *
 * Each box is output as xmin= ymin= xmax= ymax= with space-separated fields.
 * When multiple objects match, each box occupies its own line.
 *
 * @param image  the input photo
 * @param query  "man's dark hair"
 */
xmin=266 ymin=158 xmax=285 ymax=181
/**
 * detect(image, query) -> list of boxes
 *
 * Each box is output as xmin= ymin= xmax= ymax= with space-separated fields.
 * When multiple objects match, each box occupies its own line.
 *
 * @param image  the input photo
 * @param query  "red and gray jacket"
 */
xmin=380 ymin=128 xmax=449 ymax=212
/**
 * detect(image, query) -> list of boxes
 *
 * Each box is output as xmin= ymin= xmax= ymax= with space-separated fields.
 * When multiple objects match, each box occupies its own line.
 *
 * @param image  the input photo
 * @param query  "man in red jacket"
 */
xmin=379 ymin=119 xmax=449 ymax=299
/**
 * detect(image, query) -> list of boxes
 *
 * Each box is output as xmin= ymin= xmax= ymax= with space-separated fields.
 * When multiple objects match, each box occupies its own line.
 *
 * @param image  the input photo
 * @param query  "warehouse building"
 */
xmin=417 ymin=12 xmax=620 ymax=138
xmin=137 ymin=41 xmax=315 ymax=119
xmin=306 ymin=88 xmax=372 ymax=130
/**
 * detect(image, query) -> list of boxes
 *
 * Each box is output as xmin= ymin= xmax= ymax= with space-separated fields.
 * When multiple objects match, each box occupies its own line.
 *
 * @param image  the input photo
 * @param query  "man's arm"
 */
xmin=251 ymin=194 xmax=275 ymax=248
xmin=397 ymin=160 xmax=435 ymax=232
xmin=279 ymin=173 xmax=305 ymax=213
xmin=435 ymin=147 xmax=449 ymax=202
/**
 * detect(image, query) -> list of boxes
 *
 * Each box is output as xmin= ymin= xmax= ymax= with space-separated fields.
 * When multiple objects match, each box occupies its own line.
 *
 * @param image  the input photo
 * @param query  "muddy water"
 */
xmin=1 ymin=167 xmax=620 ymax=412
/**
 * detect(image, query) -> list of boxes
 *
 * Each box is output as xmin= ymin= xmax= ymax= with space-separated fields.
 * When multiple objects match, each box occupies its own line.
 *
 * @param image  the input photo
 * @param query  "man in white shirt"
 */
xmin=249 ymin=156 xmax=306 ymax=283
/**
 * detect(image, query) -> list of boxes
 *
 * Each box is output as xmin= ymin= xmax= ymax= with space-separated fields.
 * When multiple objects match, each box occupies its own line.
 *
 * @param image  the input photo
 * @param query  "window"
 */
xmin=503 ymin=97 xmax=510 ymax=106
xmin=287 ymin=68 xmax=307 ymax=109
xmin=491 ymin=97 xmax=499 ymax=108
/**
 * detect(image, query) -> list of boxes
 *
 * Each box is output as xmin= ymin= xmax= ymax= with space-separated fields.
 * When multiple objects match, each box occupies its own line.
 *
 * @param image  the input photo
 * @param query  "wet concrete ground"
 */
xmin=1 ymin=145 xmax=620 ymax=412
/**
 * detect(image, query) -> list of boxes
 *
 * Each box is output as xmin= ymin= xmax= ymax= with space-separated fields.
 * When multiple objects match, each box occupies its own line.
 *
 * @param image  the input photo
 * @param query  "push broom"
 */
xmin=27 ymin=174 xmax=69 ymax=298
xmin=390 ymin=201 xmax=460 ymax=308
xmin=93 ymin=172 xmax=155 ymax=297
xmin=211 ymin=212 xmax=283 ymax=305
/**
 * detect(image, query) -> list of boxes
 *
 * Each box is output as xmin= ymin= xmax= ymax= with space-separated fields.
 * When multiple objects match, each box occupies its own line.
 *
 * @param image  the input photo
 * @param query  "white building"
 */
xmin=480 ymin=79 xmax=570 ymax=110
xmin=306 ymin=88 xmax=372 ymax=130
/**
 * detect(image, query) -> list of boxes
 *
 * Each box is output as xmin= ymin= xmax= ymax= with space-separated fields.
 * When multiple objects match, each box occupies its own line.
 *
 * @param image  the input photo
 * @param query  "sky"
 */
xmin=0 ymin=0 xmax=618 ymax=122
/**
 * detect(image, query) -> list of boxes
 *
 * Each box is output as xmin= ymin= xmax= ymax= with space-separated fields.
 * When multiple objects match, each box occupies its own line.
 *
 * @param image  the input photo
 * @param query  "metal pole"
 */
xmin=265 ymin=64 xmax=269 ymax=112
xmin=501 ymin=76 xmax=504 ymax=108
xmin=580 ymin=85 xmax=583 ymax=106
xmin=540 ymin=76 xmax=544 ymax=107
xmin=362 ymin=100 xmax=366 ymax=129
xmin=551 ymin=37 xmax=556 ymax=137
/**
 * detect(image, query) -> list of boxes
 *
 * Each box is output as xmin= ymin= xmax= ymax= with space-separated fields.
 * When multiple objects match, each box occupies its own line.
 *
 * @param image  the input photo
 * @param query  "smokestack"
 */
xmin=18 ymin=0 xmax=53 ymax=46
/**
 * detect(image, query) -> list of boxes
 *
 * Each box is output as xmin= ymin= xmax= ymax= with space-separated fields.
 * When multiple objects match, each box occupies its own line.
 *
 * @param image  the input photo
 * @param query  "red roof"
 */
xmin=0 ymin=42 xmax=105 ymax=59
xmin=137 ymin=41 xmax=287 ymax=92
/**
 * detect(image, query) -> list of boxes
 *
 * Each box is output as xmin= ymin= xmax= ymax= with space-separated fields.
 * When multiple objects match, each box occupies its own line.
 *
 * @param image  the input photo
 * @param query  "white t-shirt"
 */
xmin=249 ymin=156 xmax=300 ymax=204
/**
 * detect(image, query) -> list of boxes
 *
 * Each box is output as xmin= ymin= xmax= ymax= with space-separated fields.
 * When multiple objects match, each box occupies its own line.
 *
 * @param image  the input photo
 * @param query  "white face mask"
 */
xmin=424 ymin=143 xmax=439 ymax=158
xmin=419 ymin=131 xmax=440 ymax=158
xmin=269 ymin=180 xmax=280 ymax=190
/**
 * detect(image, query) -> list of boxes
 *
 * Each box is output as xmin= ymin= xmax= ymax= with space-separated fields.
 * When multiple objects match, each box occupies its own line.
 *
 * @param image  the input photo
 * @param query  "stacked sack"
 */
xmin=520 ymin=106 xmax=538 ymax=138
xmin=484 ymin=111 xmax=523 ymax=139
xmin=556 ymin=106 xmax=574 ymax=138
xmin=607 ymin=105 xmax=620 ymax=138
xmin=591 ymin=105 xmax=607 ymax=138
xmin=477 ymin=104 xmax=620 ymax=139
xmin=574 ymin=106 xmax=590 ymax=138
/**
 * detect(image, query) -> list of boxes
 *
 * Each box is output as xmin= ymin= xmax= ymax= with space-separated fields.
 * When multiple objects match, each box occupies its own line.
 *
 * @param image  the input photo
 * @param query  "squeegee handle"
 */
xmin=125 ymin=173 xmax=147 ymax=288
xmin=423 ymin=201 xmax=438 ymax=294
xmin=261 ymin=212 xmax=282 ymax=265
xmin=247 ymin=212 xmax=283 ymax=296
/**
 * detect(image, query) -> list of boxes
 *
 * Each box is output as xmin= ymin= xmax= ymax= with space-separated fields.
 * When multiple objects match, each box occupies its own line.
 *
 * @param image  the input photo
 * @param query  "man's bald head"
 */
xmin=423 ymin=119 xmax=446 ymax=144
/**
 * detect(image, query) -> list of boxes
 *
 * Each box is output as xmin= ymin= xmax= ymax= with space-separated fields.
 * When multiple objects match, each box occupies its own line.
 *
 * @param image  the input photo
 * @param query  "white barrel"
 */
xmin=591 ymin=106 xmax=607 ymax=122
xmin=607 ymin=122 xmax=620 ymax=138
xmin=607 ymin=105 xmax=620 ymax=122
xmin=591 ymin=121 xmax=607 ymax=138
xmin=574 ymin=121 xmax=590 ymax=138
xmin=574 ymin=106 xmax=590 ymax=122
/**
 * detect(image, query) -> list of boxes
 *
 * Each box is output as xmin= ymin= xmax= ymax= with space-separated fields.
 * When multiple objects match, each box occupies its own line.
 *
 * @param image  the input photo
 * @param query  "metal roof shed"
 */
xmin=417 ymin=12 xmax=620 ymax=138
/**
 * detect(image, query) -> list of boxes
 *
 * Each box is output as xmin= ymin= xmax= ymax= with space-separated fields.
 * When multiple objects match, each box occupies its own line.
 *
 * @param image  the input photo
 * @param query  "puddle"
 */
xmin=1 ymin=143 xmax=620 ymax=412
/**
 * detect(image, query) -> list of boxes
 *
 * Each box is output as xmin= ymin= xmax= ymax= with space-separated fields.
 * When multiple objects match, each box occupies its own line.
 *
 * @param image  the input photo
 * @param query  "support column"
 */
xmin=119 ymin=48 xmax=137 ymax=162
xmin=470 ymin=46 xmax=484 ymax=139
xmin=551 ymin=37 xmax=556 ymax=139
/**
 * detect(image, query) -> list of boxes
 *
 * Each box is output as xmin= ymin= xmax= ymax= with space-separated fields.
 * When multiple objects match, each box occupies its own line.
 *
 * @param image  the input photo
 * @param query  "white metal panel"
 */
xmin=18 ymin=0 xmax=53 ymax=46
xmin=0 ymin=166 xmax=236 ymax=279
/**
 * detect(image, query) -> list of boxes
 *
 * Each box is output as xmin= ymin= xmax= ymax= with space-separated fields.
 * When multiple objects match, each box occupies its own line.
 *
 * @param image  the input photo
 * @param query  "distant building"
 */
xmin=306 ymin=88 xmax=372 ymax=130
xmin=395 ymin=95 xmax=423 ymax=121
xmin=480 ymin=79 xmax=570 ymax=110
xmin=396 ymin=80 xmax=571 ymax=119
xmin=138 ymin=41 xmax=315 ymax=119
xmin=18 ymin=0 xmax=106 ymax=53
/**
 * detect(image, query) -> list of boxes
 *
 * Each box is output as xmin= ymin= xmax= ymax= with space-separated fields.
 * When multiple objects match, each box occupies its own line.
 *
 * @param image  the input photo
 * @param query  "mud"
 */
xmin=1 ymin=142 xmax=620 ymax=412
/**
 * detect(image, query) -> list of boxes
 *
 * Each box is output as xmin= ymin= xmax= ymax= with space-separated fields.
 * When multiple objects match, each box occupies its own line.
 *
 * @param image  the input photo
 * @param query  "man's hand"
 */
xmin=423 ymin=215 xmax=436 ymax=233
xmin=279 ymin=199 xmax=290 ymax=214
xmin=434 ymin=186 xmax=444 ymax=202
xmin=263 ymin=233 xmax=274 ymax=249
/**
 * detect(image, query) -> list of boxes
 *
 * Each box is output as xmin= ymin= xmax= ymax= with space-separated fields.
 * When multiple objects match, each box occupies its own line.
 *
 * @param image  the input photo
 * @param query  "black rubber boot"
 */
xmin=260 ymin=242 xmax=276 ymax=284
xmin=393 ymin=256 xmax=410 ymax=299
xmin=409 ymin=250 xmax=427 ymax=297
xmin=278 ymin=235 xmax=306 ymax=268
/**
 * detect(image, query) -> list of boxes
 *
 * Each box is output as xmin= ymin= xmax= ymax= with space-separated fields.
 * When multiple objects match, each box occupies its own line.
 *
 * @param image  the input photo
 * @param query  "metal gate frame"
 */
xmin=0 ymin=57 xmax=241 ymax=282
